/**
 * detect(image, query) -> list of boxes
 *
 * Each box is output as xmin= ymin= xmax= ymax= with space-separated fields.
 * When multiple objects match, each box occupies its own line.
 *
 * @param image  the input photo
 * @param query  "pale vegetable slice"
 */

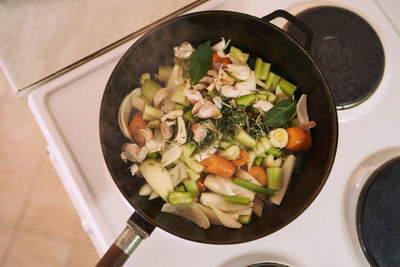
xmin=200 ymin=192 xmax=253 ymax=212
xmin=252 ymin=195 xmax=264 ymax=217
xmin=296 ymin=94 xmax=309 ymax=125
xmin=247 ymin=151 xmax=256 ymax=170
xmin=139 ymin=159 xmax=173 ymax=201
xmin=131 ymin=88 xmax=145 ymax=112
xmin=262 ymin=155 xmax=282 ymax=168
xmin=225 ymin=207 xmax=252 ymax=216
xmin=168 ymin=162 xmax=188 ymax=187
xmin=204 ymin=175 xmax=256 ymax=201
xmin=270 ymin=155 xmax=296 ymax=205
xmin=174 ymin=117 xmax=187 ymax=144
xmin=209 ymin=204 xmax=242 ymax=229
xmin=269 ymin=128 xmax=289 ymax=148
xmin=193 ymin=203 xmax=222 ymax=225
xmin=118 ymin=91 xmax=135 ymax=140
xmin=166 ymin=64 xmax=183 ymax=91
xmin=139 ymin=183 xmax=153 ymax=196
xmin=161 ymin=203 xmax=210 ymax=229
xmin=161 ymin=143 xmax=183 ymax=167
xmin=149 ymin=191 xmax=160 ymax=200
xmin=235 ymin=168 xmax=261 ymax=186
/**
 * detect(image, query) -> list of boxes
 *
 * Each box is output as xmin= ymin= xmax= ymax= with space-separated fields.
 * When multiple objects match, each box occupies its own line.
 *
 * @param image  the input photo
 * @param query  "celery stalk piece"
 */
xmin=158 ymin=66 xmax=173 ymax=83
xmin=224 ymin=195 xmax=250 ymax=206
xmin=168 ymin=192 xmax=192 ymax=205
xmin=147 ymin=120 xmax=161 ymax=129
xmin=238 ymin=214 xmax=252 ymax=224
xmin=146 ymin=152 xmax=159 ymax=159
xmin=235 ymin=129 xmax=257 ymax=148
xmin=171 ymin=83 xmax=189 ymax=106
xmin=175 ymin=185 xmax=186 ymax=192
xmin=186 ymin=167 xmax=201 ymax=181
xmin=141 ymin=79 xmax=161 ymax=102
xmin=255 ymin=156 xmax=263 ymax=166
xmin=254 ymin=58 xmax=271 ymax=80
xmin=182 ymin=144 xmax=196 ymax=158
xmin=266 ymin=147 xmax=282 ymax=157
xmin=265 ymin=72 xmax=281 ymax=91
xmin=235 ymin=94 xmax=255 ymax=107
xmin=266 ymin=168 xmax=283 ymax=190
xmin=233 ymin=178 xmax=275 ymax=196
xmin=185 ymin=157 xmax=205 ymax=173
xmin=229 ymin=46 xmax=249 ymax=63
xmin=140 ymin=73 xmax=151 ymax=85
xmin=183 ymin=110 xmax=196 ymax=124
xmin=183 ymin=178 xmax=200 ymax=197
xmin=143 ymin=105 xmax=163 ymax=119
xmin=278 ymin=78 xmax=297 ymax=97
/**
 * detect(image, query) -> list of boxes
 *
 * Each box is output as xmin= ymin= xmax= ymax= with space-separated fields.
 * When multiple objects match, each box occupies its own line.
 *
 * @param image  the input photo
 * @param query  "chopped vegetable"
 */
xmin=144 ymin=105 xmax=163 ymax=119
xmin=209 ymin=204 xmax=242 ymax=229
xmin=248 ymin=166 xmax=267 ymax=187
xmin=266 ymin=167 xmax=283 ymax=190
xmin=238 ymin=214 xmax=252 ymax=224
xmin=269 ymin=128 xmax=289 ymax=148
xmin=217 ymin=145 xmax=240 ymax=161
xmin=235 ymin=94 xmax=255 ymax=107
xmin=161 ymin=203 xmax=210 ymax=229
xmin=141 ymin=79 xmax=162 ymax=102
xmin=265 ymin=72 xmax=281 ymax=90
xmin=195 ymin=176 xmax=207 ymax=192
xmin=228 ymin=46 xmax=249 ymax=63
xmin=128 ymin=112 xmax=147 ymax=134
xmin=139 ymin=159 xmax=174 ymax=201
xmin=200 ymin=154 xmax=235 ymax=178
xmin=212 ymin=52 xmax=231 ymax=65
xmin=204 ymin=174 xmax=256 ymax=200
xmin=254 ymin=58 xmax=271 ymax=80
xmin=286 ymin=126 xmax=312 ymax=151
xmin=168 ymin=192 xmax=192 ymax=205
xmin=235 ymin=128 xmax=257 ymax=148
xmin=270 ymin=155 xmax=296 ymax=205
xmin=233 ymin=178 xmax=274 ymax=196
xmin=200 ymin=192 xmax=253 ymax=212
xmin=183 ymin=178 xmax=200 ymax=197
xmin=224 ymin=195 xmax=250 ymax=205
xmin=279 ymin=78 xmax=297 ymax=97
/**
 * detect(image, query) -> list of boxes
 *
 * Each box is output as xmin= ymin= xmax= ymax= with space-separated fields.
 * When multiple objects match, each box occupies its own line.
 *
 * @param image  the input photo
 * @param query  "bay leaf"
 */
xmin=263 ymin=99 xmax=296 ymax=128
xmin=189 ymin=41 xmax=213 ymax=84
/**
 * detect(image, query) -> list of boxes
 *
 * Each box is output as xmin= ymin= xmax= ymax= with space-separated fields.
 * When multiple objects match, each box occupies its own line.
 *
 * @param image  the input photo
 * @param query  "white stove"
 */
xmin=27 ymin=0 xmax=400 ymax=266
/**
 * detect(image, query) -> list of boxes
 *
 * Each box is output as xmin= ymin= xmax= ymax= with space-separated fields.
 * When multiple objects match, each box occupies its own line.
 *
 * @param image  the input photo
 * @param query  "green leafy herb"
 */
xmin=263 ymin=99 xmax=296 ymax=128
xmin=189 ymin=41 xmax=213 ymax=84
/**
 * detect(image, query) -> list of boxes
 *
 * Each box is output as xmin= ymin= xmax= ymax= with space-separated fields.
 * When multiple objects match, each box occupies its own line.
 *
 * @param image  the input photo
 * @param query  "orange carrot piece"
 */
xmin=212 ymin=52 xmax=231 ymax=65
xmin=232 ymin=150 xmax=249 ymax=167
xmin=200 ymin=154 xmax=235 ymax=178
xmin=286 ymin=126 xmax=312 ymax=151
xmin=195 ymin=176 xmax=206 ymax=192
xmin=128 ymin=112 xmax=147 ymax=134
xmin=249 ymin=166 xmax=267 ymax=187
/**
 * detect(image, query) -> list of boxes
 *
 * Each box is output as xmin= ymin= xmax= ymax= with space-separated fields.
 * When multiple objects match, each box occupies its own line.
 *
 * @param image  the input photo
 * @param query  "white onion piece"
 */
xmin=168 ymin=162 xmax=188 ymax=187
xmin=166 ymin=65 xmax=183 ymax=91
xmin=225 ymin=208 xmax=252 ymax=216
xmin=247 ymin=151 xmax=256 ymax=171
xmin=139 ymin=183 xmax=153 ymax=196
xmin=296 ymin=94 xmax=309 ymax=125
xmin=209 ymin=204 xmax=242 ymax=229
xmin=193 ymin=203 xmax=221 ymax=225
xmin=131 ymin=88 xmax=145 ymax=112
xmin=161 ymin=143 xmax=182 ymax=167
xmin=200 ymin=192 xmax=252 ymax=212
xmin=193 ymin=141 xmax=219 ymax=162
xmin=270 ymin=155 xmax=296 ymax=205
xmin=252 ymin=195 xmax=264 ymax=217
xmin=161 ymin=203 xmax=210 ymax=229
xmin=235 ymin=168 xmax=261 ymax=186
xmin=139 ymin=159 xmax=173 ymax=201
xmin=204 ymin=175 xmax=256 ymax=201
xmin=234 ymin=72 xmax=256 ymax=94
xmin=149 ymin=191 xmax=159 ymax=200
xmin=118 ymin=91 xmax=134 ymax=140
xmin=174 ymin=117 xmax=187 ymax=144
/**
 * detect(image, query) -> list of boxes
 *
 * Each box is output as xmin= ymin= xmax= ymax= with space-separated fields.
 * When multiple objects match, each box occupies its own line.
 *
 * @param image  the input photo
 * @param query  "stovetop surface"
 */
xmin=27 ymin=0 xmax=400 ymax=266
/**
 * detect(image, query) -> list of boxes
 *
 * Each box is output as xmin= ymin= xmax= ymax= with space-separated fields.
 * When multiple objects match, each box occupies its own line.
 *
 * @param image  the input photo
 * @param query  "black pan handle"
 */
xmin=96 ymin=212 xmax=156 ymax=267
xmin=262 ymin=10 xmax=313 ymax=52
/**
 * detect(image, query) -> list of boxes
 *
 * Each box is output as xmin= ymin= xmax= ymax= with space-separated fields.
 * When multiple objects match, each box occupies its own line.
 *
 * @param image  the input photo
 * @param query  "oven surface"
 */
xmin=28 ymin=0 xmax=400 ymax=266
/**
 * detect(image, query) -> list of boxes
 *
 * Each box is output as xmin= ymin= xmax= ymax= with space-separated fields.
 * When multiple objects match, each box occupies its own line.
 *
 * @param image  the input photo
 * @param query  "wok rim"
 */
xmin=99 ymin=10 xmax=338 ymax=244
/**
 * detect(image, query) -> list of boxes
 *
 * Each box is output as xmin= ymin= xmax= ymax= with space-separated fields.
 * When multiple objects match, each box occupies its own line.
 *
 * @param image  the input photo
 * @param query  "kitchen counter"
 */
xmin=0 ymin=0 xmax=198 ymax=94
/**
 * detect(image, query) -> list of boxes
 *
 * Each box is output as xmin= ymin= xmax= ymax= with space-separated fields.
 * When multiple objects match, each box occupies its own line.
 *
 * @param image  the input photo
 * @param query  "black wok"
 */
xmin=97 ymin=10 xmax=338 ymax=266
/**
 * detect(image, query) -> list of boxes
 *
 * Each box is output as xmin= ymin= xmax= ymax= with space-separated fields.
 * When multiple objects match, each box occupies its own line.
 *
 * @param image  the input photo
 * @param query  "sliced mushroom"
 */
xmin=161 ymin=120 xmax=173 ymax=140
xmin=183 ymin=87 xmax=204 ymax=105
xmin=218 ymin=67 xmax=235 ymax=85
xmin=146 ymin=139 xmax=164 ymax=153
xmin=174 ymin=117 xmax=187 ymax=144
xmin=207 ymin=69 xmax=218 ymax=77
xmin=253 ymin=100 xmax=274 ymax=113
xmin=199 ymin=76 xmax=215 ymax=85
xmin=173 ymin=41 xmax=194 ymax=59
xmin=121 ymin=143 xmax=148 ymax=163
xmin=220 ymin=84 xmax=240 ymax=98
xmin=212 ymin=96 xmax=222 ymax=109
xmin=131 ymin=127 xmax=153 ymax=147
xmin=197 ymin=100 xmax=222 ymax=119
xmin=211 ymin=37 xmax=231 ymax=52
xmin=192 ymin=83 xmax=207 ymax=90
xmin=226 ymin=63 xmax=251 ymax=81
xmin=161 ymin=109 xmax=183 ymax=121
xmin=153 ymin=88 xmax=171 ymax=107
xmin=191 ymin=123 xmax=207 ymax=142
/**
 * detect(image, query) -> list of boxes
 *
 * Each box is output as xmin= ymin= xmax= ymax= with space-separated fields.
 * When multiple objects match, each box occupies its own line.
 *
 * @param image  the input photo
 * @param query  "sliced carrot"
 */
xmin=249 ymin=166 xmax=267 ymax=187
xmin=232 ymin=150 xmax=249 ymax=167
xmin=212 ymin=52 xmax=231 ymax=65
xmin=286 ymin=126 xmax=312 ymax=151
xmin=128 ymin=112 xmax=147 ymax=134
xmin=200 ymin=154 xmax=235 ymax=178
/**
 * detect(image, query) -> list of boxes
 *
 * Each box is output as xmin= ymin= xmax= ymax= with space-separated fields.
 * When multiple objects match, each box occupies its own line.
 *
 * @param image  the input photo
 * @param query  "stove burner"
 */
xmin=286 ymin=6 xmax=385 ymax=109
xmin=356 ymin=157 xmax=400 ymax=266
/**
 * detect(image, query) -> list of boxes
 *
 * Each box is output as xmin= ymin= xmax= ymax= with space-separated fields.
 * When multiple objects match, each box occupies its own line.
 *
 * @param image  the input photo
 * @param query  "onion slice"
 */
xmin=200 ymin=192 xmax=253 ymax=212
xmin=118 ymin=91 xmax=135 ymax=140
xmin=204 ymin=175 xmax=256 ymax=201
xmin=296 ymin=94 xmax=309 ymax=125
xmin=209 ymin=204 xmax=242 ymax=229
xmin=235 ymin=168 xmax=261 ymax=186
xmin=161 ymin=203 xmax=210 ymax=229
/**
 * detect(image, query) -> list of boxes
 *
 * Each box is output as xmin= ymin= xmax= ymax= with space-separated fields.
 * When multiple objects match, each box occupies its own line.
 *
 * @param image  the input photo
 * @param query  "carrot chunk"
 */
xmin=232 ymin=150 xmax=249 ymax=167
xmin=249 ymin=166 xmax=267 ymax=187
xmin=285 ymin=126 xmax=312 ymax=151
xmin=200 ymin=154 xmax=235 ymax=178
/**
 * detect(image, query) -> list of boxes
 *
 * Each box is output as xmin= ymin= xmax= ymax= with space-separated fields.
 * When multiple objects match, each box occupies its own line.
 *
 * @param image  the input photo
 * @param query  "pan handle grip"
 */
xmin=262 ymin=10 xmax=313 ymax=52
xmin=96 ymin=212 xmax=156 ymax=267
